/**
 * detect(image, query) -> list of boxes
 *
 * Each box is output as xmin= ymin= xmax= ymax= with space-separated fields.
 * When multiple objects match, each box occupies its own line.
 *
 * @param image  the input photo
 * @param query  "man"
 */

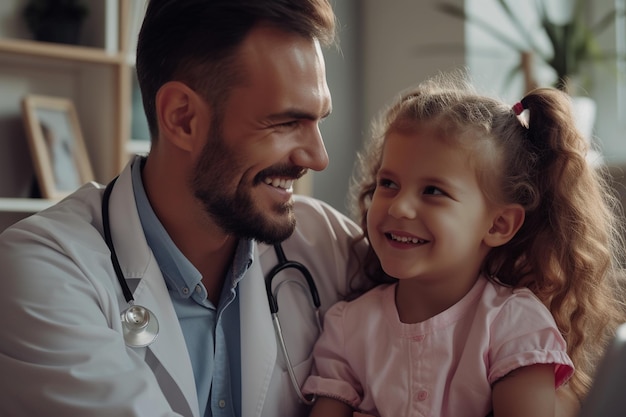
xmin=0 ymin=1 xmax=364 ymax=416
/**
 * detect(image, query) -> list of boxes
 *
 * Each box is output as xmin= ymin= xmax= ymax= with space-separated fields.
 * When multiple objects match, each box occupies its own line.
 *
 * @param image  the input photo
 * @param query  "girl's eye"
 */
xmin=423 ymin=186 xmax=444 ymax=195
xmin=377 ymin=178 xmax=398 ymax=189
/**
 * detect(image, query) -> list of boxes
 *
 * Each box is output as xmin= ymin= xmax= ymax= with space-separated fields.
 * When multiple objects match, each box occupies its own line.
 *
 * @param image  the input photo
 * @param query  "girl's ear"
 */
xmin=484 ymin=204 xmax=525 ymax=248
xmin=155 ymin=81 xmax=209 ymax=153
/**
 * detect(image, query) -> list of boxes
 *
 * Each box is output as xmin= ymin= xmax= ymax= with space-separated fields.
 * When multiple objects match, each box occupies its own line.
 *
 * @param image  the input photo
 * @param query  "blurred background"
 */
xmin=0 ymin=0 xmax=623 ymax=228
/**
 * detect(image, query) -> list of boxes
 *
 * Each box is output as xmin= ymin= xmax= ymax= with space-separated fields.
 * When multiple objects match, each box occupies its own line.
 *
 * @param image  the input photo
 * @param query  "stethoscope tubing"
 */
xmin=265 ymin=243 xmax=321 ymax=405
xmin=102 ymin=176 xmax=134 ymax=303
xmin=265 ymin=243 xmax=320 ymax=313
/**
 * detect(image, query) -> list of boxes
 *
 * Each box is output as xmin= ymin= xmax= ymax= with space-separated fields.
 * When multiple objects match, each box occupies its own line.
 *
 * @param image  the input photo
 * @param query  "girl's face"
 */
xmin=366 ymin=128 xmax=498 ymax=288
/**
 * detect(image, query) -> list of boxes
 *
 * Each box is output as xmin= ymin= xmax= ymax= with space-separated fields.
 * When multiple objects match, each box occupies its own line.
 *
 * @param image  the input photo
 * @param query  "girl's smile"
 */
xmin=387 ymin=231 xmax=429 ymax=247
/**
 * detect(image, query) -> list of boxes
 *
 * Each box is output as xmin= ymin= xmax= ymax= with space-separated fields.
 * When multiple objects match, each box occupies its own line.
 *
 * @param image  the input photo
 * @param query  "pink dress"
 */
xmin=302 ymin=275 xmax=573 ymax=417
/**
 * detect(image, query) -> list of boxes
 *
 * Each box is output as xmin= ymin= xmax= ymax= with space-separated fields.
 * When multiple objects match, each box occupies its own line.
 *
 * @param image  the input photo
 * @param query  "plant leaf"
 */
xmin=435 ymin=3 xmax=527 ymax=52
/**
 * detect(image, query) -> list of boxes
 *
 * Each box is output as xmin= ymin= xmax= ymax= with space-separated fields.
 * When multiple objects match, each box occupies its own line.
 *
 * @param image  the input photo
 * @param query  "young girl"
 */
xmin=302 ymin=73 xmax=626 ymax=417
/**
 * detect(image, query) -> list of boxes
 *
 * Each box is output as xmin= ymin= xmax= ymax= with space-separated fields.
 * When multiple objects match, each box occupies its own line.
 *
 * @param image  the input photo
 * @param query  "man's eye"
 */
xmin=423 ymin=186 xmax=444 ymax=195
xmin=277 ymin=120 xmax=298 ymax=128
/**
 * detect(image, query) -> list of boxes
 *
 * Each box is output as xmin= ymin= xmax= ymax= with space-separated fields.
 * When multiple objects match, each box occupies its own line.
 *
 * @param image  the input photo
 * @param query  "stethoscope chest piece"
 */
xmin=121 ymin=304 xmax=159 ymax=348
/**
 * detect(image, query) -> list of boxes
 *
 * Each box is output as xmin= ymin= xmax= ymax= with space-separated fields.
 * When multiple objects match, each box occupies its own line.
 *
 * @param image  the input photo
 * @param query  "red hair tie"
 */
xmin=512 ymin=102 xmax=525 ymax=115
xmin=512 ymin=101 xmax=529 ymax=129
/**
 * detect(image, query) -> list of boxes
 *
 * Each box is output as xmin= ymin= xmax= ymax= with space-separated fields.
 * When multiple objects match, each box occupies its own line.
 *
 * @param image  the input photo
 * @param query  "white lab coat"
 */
xmin=0 ymin=157 xmax=366 ymax=417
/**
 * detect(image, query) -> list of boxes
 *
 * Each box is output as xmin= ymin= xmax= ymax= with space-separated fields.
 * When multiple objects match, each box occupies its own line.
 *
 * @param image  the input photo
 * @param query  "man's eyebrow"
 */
xmin=266 ymin=107 xmax=332 ymax=122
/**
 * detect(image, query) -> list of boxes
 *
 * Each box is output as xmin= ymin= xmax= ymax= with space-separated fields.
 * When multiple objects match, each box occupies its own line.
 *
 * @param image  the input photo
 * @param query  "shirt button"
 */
xmin=182 ymin=287 xmax=190 ymax=295
xmin=218 ymin=399 xmax=226 ymax=408
xmin=195 ymin=284 xmax=202 ymax=293
xmin=415 ymin=390 xmax=428 ymax=401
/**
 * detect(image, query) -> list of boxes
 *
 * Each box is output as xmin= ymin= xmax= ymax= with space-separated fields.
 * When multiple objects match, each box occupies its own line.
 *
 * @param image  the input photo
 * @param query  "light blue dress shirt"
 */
xmin=131 ymin=158 xmax=250 ymax=417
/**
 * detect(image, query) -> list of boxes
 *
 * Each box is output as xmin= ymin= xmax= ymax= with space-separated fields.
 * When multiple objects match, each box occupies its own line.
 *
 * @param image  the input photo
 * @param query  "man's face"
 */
xmin=191 ymin=25 xmax=332 ymax=244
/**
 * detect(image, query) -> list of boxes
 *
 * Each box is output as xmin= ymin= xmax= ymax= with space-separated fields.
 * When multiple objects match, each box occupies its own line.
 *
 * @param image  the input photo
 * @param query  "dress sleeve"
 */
xmin=302 ymin=301 xmax=363 ymax=408
xmin=487 ymin=291 xmax=574 ymax=387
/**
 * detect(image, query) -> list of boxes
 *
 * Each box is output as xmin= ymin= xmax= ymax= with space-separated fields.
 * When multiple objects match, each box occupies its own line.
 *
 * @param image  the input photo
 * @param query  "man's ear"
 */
xmin=484 ymin=204 xmax=525 ymax=248
xmin=155 ymin=81 xmax=208 ymax=152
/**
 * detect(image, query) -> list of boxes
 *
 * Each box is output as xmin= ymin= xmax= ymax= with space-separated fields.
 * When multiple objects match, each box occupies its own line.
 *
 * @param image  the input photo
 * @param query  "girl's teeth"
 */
xmin=390 ymin=233 xmax=421 ymax=244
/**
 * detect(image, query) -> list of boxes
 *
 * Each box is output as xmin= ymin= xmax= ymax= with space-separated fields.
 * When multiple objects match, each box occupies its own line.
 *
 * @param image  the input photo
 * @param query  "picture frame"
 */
xmin=21 ymin=95 xmax=94 ymax=199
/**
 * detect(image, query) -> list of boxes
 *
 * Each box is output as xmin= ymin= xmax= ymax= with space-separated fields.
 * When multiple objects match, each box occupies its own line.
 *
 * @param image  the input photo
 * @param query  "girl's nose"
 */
xmin=388 ymin=193 xmax=418 ymax=219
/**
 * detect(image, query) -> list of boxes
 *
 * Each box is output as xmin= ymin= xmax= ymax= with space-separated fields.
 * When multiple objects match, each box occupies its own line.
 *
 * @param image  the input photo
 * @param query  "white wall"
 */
xmin=360 ymin=0 xmax=466 ymax=129
xmin=312 ymin=0 xmax=364 ymax=213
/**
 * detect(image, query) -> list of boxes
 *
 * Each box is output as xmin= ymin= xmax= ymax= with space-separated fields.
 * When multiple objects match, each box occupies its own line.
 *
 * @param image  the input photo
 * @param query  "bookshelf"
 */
xmin=0 ymin=0 xmax=146 ymax=231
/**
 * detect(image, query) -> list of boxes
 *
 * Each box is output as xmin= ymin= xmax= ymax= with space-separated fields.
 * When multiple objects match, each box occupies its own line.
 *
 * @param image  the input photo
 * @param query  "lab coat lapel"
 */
xmin=134 ymin=263 xmax=200 ymax=417
xmin=109 ymin=159 xmax=200 ymax=417
xmin=240 ymin=245 xmax=277 ymax=417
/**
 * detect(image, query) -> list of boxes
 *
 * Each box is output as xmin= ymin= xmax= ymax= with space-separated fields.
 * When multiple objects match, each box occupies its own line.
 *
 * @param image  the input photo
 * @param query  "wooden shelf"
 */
xmin=0 ymin=38 xmax=123 ymax=65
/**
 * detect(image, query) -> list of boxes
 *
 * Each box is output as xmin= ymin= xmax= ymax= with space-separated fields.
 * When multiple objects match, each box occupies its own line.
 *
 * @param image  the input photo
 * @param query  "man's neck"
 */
xmin=142 ymin=153 xmax=239 ymax=304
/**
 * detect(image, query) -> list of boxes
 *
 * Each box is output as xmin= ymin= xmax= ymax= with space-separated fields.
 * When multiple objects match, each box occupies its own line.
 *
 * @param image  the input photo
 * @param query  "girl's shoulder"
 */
xmin=481 ymin=277 xmax=556 ymax=326
xmin=483 ymin=277 xmax=541 ymax=303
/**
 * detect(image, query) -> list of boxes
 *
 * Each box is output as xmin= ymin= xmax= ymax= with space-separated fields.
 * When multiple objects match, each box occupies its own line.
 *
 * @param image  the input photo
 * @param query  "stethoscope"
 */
xmin=101 ymin=176 xmax=321 ymax=404
xmin=102 ymin=176 xmax=160 ymax=348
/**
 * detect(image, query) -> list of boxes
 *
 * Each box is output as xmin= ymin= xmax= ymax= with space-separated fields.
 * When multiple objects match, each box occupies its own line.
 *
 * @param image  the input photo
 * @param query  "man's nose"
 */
xmin=292 ymin=125 xmax=329 ymax=172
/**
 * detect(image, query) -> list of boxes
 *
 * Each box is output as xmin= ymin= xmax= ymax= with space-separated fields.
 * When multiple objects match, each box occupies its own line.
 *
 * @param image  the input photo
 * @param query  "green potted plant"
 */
xmin=434 ymin=0 xmax=618 ymax=159
xmin=436 ymin=0 xmax=616 ymax=94
xmin=23 ymin=0 xmax=89 ymax=45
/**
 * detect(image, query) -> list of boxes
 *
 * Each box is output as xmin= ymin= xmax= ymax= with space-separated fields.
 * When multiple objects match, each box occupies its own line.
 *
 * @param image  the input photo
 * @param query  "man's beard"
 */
xmin=191 ymin=124 xmax=303 ymax=244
